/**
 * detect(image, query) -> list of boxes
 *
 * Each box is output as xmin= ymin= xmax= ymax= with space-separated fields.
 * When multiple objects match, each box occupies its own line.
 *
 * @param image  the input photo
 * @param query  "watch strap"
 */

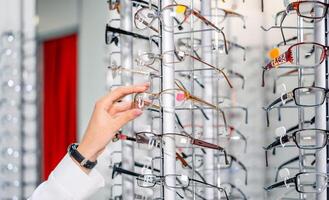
xmin=68 ymin=143 xmax=97 ymax=169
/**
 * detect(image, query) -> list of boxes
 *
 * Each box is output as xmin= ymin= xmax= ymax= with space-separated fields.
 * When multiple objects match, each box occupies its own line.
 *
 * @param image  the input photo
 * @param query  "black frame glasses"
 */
xmin=264 ymin=128 xmax=329 ymax=166
xmin=264 ymin=172 xmax=328 ymax=194
xmin=280 ymin=1 xmax=329 ymax=45
xmin=263 ymin=86 xmax=329 ymax=126
xmin=105 ymin=24 xmax=159 ymax=46
xmin=136 ymin=174 xmax=229 ymax=199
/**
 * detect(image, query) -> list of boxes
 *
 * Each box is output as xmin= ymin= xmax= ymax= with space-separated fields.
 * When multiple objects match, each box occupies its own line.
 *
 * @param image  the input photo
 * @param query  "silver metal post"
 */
xmin=161 ymin=0 xmax=176 ymax=199
xmin=296 ymin=9 xmax=306 ymax=200
xmin=315 ymin=1 xmax=327 ymax=200
xmin=120 ymin=0 xmax=134 ymax=199
xmin=201 ymin=0 xmax=215 ymax=199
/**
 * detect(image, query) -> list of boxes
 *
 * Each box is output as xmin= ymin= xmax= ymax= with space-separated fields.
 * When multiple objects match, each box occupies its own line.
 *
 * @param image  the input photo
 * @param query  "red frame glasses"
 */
xmin=262 ymin=42 xmax=329 ymax=86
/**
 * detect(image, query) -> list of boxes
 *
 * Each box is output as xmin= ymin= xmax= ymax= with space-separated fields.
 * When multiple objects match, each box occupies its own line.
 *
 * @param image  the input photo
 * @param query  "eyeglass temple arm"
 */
xmin=134 ymin=161 xmax=160 ymax=173
xmin=274 ymin=155 xmax=300 ymax=182
xmin=194 ymin=105 xmax=210 ymax=120
xmin=264 ymin=92 xmax=291 ymax=113
xmin=263 ymin=135 xmax=290 ymax=167
xmin=264 ymin=135 xmax=290 ymax=151
xmin=277 ymin=98 xmax=294 ymax=122
xmin=189 ymin=178 xmax=229 ymax=200
xmin=146 ymin=107 xmax=185 ymax=130
xmin=227 ymin=10 xmax=246 ymax=28
xmin=233 ymin=128 xmax=248 ymax=153
xmin=264 ymin=177 xmax=295 ymax=191
xmin=112 ymin=165 xmax=142 ymax=179
xmin=189 ymin=54 xmax=233 ymax=88
xmin=275 ymin=10 xmax=286 ymax=26
xmin=231 ymin=155 xmax=248 ymax=185
xmin=280 ymin=10 xmax=288 ymax=45
xmin=227 ymin=69 xmax=245 ymax=89
xmin=192 ymin=10 xmax=229 ymax=54
xmin=106 ymin=25 xmax=159 ymax=46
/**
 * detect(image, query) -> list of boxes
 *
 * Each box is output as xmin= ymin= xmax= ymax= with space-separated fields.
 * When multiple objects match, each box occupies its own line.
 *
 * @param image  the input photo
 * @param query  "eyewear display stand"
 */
xmin=262 ymin=1 xmax=328 ymax=200
xmin=107 ymin=0 xmax=248 ymax=199
xmin=0 ymin=0 xmax=38 ymax=199
xmin=315 ymin=0 xmax=328 ymax=200
xmin=161 ymin=0 xmax=177 ymax=199
xmin=120 ymin=0 xmax=135 ymax=199
xmin=201 ymin=0 xmax=216 ymax=199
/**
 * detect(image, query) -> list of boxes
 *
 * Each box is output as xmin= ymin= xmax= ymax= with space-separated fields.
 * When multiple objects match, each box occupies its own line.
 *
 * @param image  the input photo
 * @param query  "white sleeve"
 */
xmin=29 ymin=154 xmax=105 ymax=200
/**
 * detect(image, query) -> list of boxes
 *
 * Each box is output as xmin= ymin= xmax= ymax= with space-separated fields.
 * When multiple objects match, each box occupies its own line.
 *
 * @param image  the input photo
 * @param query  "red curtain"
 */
xmin=42 ymin=34 xmax=78 ymax=179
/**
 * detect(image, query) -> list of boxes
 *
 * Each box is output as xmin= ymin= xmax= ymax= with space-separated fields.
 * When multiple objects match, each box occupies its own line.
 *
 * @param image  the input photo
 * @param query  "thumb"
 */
xmin=112 ymin=109 xmax=143 ymax=130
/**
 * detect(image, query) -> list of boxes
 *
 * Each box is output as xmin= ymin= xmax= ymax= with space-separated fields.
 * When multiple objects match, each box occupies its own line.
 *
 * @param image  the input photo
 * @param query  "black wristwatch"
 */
xmin=68 ymin=143 xmax=98 ymax=169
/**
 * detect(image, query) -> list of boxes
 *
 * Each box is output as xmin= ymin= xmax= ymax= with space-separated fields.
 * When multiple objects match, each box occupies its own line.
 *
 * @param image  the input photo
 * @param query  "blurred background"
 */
xmin=0 ymin=0 xmax=324 ymax=199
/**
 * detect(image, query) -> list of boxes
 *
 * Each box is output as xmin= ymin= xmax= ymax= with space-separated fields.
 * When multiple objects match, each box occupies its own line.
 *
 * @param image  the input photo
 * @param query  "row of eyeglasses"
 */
xmin=0 ymin=31 xmax=38 ymax=199
xmin=261 ymin=1 xmax=329 ymax=198
xmin=106 ymin=0 xmax=249 ymax=199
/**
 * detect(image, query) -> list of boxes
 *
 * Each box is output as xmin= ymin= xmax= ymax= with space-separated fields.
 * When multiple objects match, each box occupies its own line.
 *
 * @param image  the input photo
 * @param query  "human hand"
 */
xmin=77 ymin=83 xmax=149 ymax=164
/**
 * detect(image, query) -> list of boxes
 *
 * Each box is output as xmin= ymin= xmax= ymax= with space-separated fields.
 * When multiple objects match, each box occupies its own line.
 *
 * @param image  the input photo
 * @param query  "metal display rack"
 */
xmin=262 ymin=0 xmax=328 ymax=200
xmin=0 ymin=0 xmax=38 ymax=199
xmin=106 ymin=0 xmax=249 ymax=199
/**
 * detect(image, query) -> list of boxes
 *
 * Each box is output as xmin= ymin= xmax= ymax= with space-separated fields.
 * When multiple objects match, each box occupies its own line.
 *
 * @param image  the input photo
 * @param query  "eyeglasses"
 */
xmin=262 ymin=42 xmax=328 ymax=86
xmin=135 ymin=51 xmax=233 ymax=88
xmin=111 ymin=164 xmax=206 ymax=199
xmin=264 ymin=128 xmax=329 ymax=166
xmin=263 ymin=86 xmax=328 ymax=126
xmin=112 ymin=132 xmax=190 ymax=168
xmin=264 ymin=172 xmax=328 ymax=194
xmin=182 ymin=123 xmax=247 ymax=152
xmin=114 ymin=131 xmax=228 ymax=164
xmin=274 ymin=153 xmax=316 ymax=182
xmin=265 ymin=128 xmax=329 ymax=150
xmin=108 ymin=63 xmax=159 ymax=80
xmin=132 ymin=80 xmax=228 ymax=128
xmin=269 ymin=116 xmax=315 ymax=155
xmin=134 ymin=4 xmax=228 ymax=54
xmin=176 ymin=37 xmax=246 ymax=61
xmin=280 ymin=1 xmax=329 ymax=44
xmin=136 ymin=174 xmax=229 ymax=199
xmin=105 ymin=24 xmax=159 ymax=47
xmin=211 ymin=8 xmax=246 ymax=29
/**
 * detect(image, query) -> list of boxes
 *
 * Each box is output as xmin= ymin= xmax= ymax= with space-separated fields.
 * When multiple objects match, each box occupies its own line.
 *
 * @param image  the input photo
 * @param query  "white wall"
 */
xmin=37 ymin=0 xmax=79 ymax=37
xmin=78 ymin=0 xmax=108 ymax=138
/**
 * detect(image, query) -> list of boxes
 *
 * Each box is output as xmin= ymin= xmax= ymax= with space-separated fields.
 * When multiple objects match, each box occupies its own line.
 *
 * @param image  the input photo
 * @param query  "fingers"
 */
xmin=97 ymin=83 xmax=150 ymax=110
xmin=111 ymin=109 xmax=143 ymax=131
xmin=109 ymin=101 xmax=133 ymax=115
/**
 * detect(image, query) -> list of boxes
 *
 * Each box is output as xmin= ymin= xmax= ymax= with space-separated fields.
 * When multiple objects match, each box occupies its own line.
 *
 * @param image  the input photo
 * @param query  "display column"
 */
xmin=201 ymin=0 xmax=215 ymax=199
xmin=314 ymin=0 xmax=327 ymax=200
xmin=161 ymin=0 xmax=176 ymax=199
xmin=120 ymin=0 xmax=134 ymax=199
